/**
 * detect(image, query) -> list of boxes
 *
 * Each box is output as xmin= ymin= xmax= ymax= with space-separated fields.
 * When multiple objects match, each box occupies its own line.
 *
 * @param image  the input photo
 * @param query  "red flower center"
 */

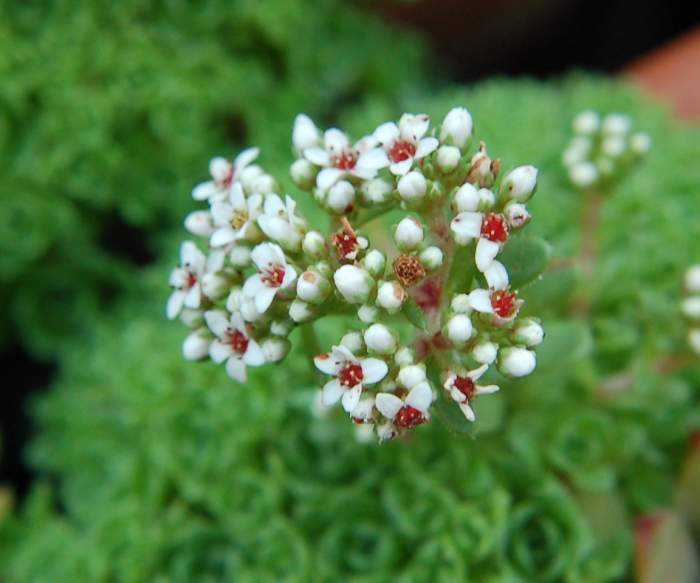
xmin=491 ymin=289 xmax=518 ymax=319
xmin=334 ymin=151 xmax=358 ymax=170
xmin=480 ymin=214 xmax=509 ymax=243
xmin=333 ymin=231 xmax=358 ymax=260
xmin=453 ymin=376 xmax=476 ymax=399
xmin=339 ymin=363 xmax=364 ymax=388
xmin=389 ymin=140 xmax=416 ymax=163
xmin=394 ymin=405 xmax=426 ymax=429
xmin=221 ymin=167 xmax=234 ymax=188
xmin=261 ymin=264 xmax=285 ymax=288
xmin=228 ymin=329 xmax=249 ymax=355
xmin=186 ymin=273 xmax=198 ymax=289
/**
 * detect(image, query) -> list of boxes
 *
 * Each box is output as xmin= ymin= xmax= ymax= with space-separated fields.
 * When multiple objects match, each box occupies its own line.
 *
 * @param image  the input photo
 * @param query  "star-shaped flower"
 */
xmin=204 ymin=310 xmax=265 ymax=382
xmin=209 ymin=183 xmax=263 ymax=247
xmin=257 ymin=193 xmax=307 ymax=251
xmin=374 ymin=113 xmax=439 ymax=176
xmin=375 ymin=379 xmax=433 ymax=430
xmin=443 ymin=365 xmax=499 ymax=421
xmin=192 ymin=147 xmax=259 ymax=203
xmin=167 ymin=241 xmax=207 ymax=320
xmin=242 ymin=242 xmax=297 ymax=314
xmin=450 ymin=211 xmax=510 ymax=272
xmin=468 ymin=287 xmax=522 ymax=321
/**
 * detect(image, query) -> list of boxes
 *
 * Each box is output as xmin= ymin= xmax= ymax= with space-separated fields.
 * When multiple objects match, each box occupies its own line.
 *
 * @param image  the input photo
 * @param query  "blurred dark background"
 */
xmin=1 ymin=0 xmax=698 ymax=500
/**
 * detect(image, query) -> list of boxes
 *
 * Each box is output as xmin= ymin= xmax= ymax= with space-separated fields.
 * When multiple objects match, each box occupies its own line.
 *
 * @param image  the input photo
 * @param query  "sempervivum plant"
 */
xmin=167 ymin=107 xmax=549 ymax=441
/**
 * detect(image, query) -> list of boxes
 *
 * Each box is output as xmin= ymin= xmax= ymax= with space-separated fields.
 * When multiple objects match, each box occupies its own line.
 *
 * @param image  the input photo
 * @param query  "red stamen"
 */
xmin=334 ymin=151 xmax=358 ymax=170
xmin=480 ymin=213 xmax=509 ymax=243
xmin=389 ymin=140 xmax=416 ymax=163
xmin=339 ymin=363 xmax=364 ymax=388
xmin=261 ymin=264 xmax=285 ymax=288
xmin=491 ymin=289 xmax=518 ymax=319
xmin=453 ymin=376 xmax=476 ymax=399
xmin=394 ymin=405 xmax=426 ymax=429
xmin=186 ymin=273 xmax=198 ymax=288
xmin=333 ymin=231 xmax=358 ymax=260
xmin=229 ymin=329 xmax=249 ymax=355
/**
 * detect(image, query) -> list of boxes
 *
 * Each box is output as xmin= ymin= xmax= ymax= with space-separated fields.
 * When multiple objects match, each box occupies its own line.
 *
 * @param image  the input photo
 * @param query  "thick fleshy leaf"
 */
xmin=536 ymin=319 xmax=592 ymax=371
xmin=499 ymin=235 xmax=550 ymax=289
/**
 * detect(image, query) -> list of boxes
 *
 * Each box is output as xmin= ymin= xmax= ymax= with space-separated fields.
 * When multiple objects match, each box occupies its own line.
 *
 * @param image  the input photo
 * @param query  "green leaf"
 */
xmin=446 ymin=243 xmax=477 ymax=295
xmin=536 ymin=319 xmax=593 ymax=370
xmin=401 ymin=297 xmax=427 ymax=330
xmin=500 ymin=235 xmax=551 ymax=289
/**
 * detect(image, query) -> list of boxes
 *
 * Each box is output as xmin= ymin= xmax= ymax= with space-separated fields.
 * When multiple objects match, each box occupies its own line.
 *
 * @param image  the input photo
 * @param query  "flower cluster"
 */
xmin=168 ymin=107 xmax=545 ymax=441
xmin=682 ymin=265 xmax=700 ymax=355
xmin=563 ymin=111 xmax=651 ymax=189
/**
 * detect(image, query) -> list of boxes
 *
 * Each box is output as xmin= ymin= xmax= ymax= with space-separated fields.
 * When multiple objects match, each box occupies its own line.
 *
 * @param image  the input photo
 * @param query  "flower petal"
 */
xmin=166 ymin=290 xmax=186 ymax=320
xmin=331 ymin=344 xmax=356 ymax=363
xmin=254 ymin=286 xmax=278 ymax=314
xmin=360 ymin=358 xmax=388 ymax=385
xmin=229 ymin=182 xmax=247 ymax=209
xmin=484 ymin=260 xmax=509 ymax=290
xmin=468 ymin=289 xmax=493 ymax=313
xmin=184 ymin=283 xmax=202 ymax=308
xmin=281 ymin=265 xmax=297 ymax=289
xmin=415 ymin=137 xmax=439 ymax=159
xmin=450 ymin=212 xmax=482 ymax=240
xmin=251 ymin=242 xmax=281 ymax=269
xmin=374 ymin=122 xmax=400 ymax=147
xmin=192 ymin=181 xmax=217 ymax=201
xmin=181 ymin=241 xmax=206 ymax=268
xmin=405 ymin=381 xmax=432 ymax=413
xmin=244 ymin=339 xmax=266 ymax=366
xmin=399 ymin=113 xmax=430 ymax=141
xmin=243 ymin=274 xmax=266 ymax=298
xmin=357 ymin=148 xmax=390 ymax=170
xmin=233 ymin=147 xmax=259 ymax=171
xmin=263 ymin=193 xmax=286 ymax=215
xmin=314 ymin=352 xmax=342 ymax=375
xmin=389 ymin=158 xmax=413 ymax=176
xmin=467 ymin=364 xmax=489 ymax=381
xmin=304 ymin=147 xmax=331 ymax=167
xmin=459 ymin=402 xmax=476 ymax=422
xmin=204 ymin=310 xmax=230 ymax=338
xmin=475 ymin=384 xmax=499 ymax=395
xmin=210 ymin=227 xmax=237 ymax=248
xmin=225 ymin=356 xmax=247 ymax=382
xmin=476 ymin=238 xmax=501 ymax=272
xmin=341 ymin=384 xmax=362 ymax=412
xmin=375 ymin=393 xmax=403 ymax=420
xmin=210 ymin=339 xmax=234 ymax=364
xmin=316 ymin=167 xmax=344 ymax=191
xmin=322 ymin=379 xmax=344 ymax=406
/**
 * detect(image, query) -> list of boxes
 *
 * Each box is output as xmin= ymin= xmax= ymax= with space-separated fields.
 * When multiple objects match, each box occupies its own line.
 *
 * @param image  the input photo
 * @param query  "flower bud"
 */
xmin=602 ymin=113 xmax=631 ymax=135
xmin=572 ymin=110 xmax=600 ymax=135
xmin=398 ymin=364 xmax=426 ymax=388
xmin=360 ymin=178 xmax=393 ymax=205
xmin=681 ymin=297 xmax=700 ymax=320
xmin=182 ymin=329 xmax=210 ymax=361
xmin=453 ymin=183 xmax=480 ymax=213
xmin=602 ymin=135 xmax=626 ymax=158
xmin=184 ymin=210 xmax=214 ymax=237
xmin=451 ymin=294 xmax=471 ymax=314
xmin=630 ymin=132 xmax=651 ymax=156
xmin=397 ymin=171 xmax=427 ymax=202
xmin=326 ymin=180 xmax=355 ymax=214
xmin=569 ymin=161 xmax=598 ymax=188
xmin=334 ymin=265 xmax=374 ymax=304
xmin=394 ymin=217 xmax=424 ymax=250
xmin=293 ymin=113 xmax=320 ymax=152
xmin=302 ymin=230 xmax=327 ymax=259
xmin=364 ymin=323 xmax=397 ymax=354
xmin=419 ymin=246 xmax=443 ymax=271
xmin=500 ymin=165 xmax=538 ymax=202
xmin=473 ymin=341 xmax=498 ymax=365
xmin=201 ymin=272 xmax=228 ymax=300
xmin=230 ymin=245 xmax=252 ymax=268
xmin=499 ymin=347 xmax=536 ymax=377
xmin=240 ymin=296 xmax=263 ymax=322
xmin=358 ymin=304 xmax=379 ymax=323
xmin=289 ymin=299 xmax=314 ymax=323
xmin=238 ymin=165 xmax=264 ymax=192
xmin=180 ymin=308 xmax=204 ymax=329
xmin=596 ymin=157 xmax=615 ymax=177
xmin=478 ymin=188 xmax=496 ymax=210
xmin=251 ymin=174 xmax=277 ymax=195
xmin=435 ymin=145 xmax=461 ymax=173
xmin=341 ymin=331 xmax=365 ymax=353
xmin=395 ymin=347 xmax=414 ymax=367
xmin=290 ymin=158 xmax=316 ymax=190
xmin=685 ymin=266 xmax=700 ymax=293
xmin=513 ymin=318 xmax=545 ymax=347
xmin=376 ymin=280 xmax=406 ymax=313
xmin=446 ymin=314 xmax=473 ymax=345
xmin=270 ymin=319 xmax=293 ymax=337
xmin=297 ymin=270 xmax=331 ymax=304
xmin=504 ymin=202 xmax=531 ymax=229
xmin=562 ymin=137 xmax=592 ymax=166
xmin=363 ymin=249 xmax=386 ymax=278
xmin=262 ymin=337 xmax=291 ymax=362
xmin=314 ymin=260 xmax=333 ymax=280
xmin=689 ymin=329 xmax=700 ymax=355
xmin=440 ymin=107 xmax=473 ymax=149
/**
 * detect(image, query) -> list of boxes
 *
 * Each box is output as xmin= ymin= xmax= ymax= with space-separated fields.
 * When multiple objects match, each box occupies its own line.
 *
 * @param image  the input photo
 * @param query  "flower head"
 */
xmin=443 ymin=365 xmax=499 ymax=421
xmin=374 ymin=113 xmax=438 ymax=175
xmin=204 ymin=310 xmax=265 ymax=382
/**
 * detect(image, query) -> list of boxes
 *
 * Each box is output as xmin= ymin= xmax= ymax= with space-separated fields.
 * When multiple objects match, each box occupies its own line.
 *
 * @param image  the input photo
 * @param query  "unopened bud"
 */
xmin=436 ymin=145 xmax=461 ymax=173
xmin=184 ymin=210 xmax=214 ymax=237
xmin=453 ymin=183 xmax=480 ymax=213
xmin=230 ymin=245 xmax=252 ymax=268
xmin=500 ymin=165 xmax=538 ymax=202
xmin=630 ymin=132 xmax=651 ymax=156
xmin=201 ymin=272 xmax=228 ymax=300
xmin=685 ymin=266 xmax=700 ymax=293
xmin=504 ymin=203 xmax=531 ymax=229
xmin=602 ymin=135 xmax=626 ymax=158
xmin=270 ymin=319 xmax=293 ymax=337
xmin=440 ymin=107 xmax=473 ymax=149
xmin=419 ymin=246 xmax=443 ymax=271
xmin=569 ymin=161 xmax=598 ymax=188
xmin=364 ymin=323 xmax=397 ymax=354
xmin=293 ymin=114 xmax=320 ymax=152
xmin=341 ymin=331 xmax=365 ymax=353
xmin=478 ymin=188 xmax=496 ymax=210
xmin=513 ymin=318 xmax=545 ymax=347
xmin=334 ymin=265 xmax=374 ymax=304
xmin=573 ymin=110 xmax=600 ymax=135
xmin=291 ymin=158 xmax=316 ymax=190
xmin=297 ymin=270 xmax=331 ymax=303
xmin=398 ymin=364 xmax=426 ymax=388
xmin=394 ymin=217 xmax=424 ymax=250
xmin=360 ymin=178 xmax=393 ymax=205
xmin=326 ymin=180 xmax=355 ymax=214
xmin=473 ymin=341 xmax=498 ymax=365
xmin=183 ymin=329 xmax=210 ymax=361
xmin=395 ymin=347 xmax=414 ymax=366
xmin=363 ymin=249 xmax=386 ymax=278
xmin=681 ymin=297 xmax=700 ymax=320
xmin=289 ymin=299 xmax=315 ymax=323
xmin=302 ymin=230 xmax=327 ymax=259
xmin=499 ymin=347 xmax=536 ymax=377
xmin=262 ymin=337 xmax=291 ymax=362
xmin=446 ymin=314 xmax=473 ymax=345
xmin=376 ymin=280 xmax=406 ymax=313
xmin=358 ymin=304 xmax=379 ymax=323
xmin=602 ymin=113 xmax=631 ymax=135
xmin=451 ymin=294 xmax=471 ymax=314
xmin=397 ymin=171 xmax=427 ymax=202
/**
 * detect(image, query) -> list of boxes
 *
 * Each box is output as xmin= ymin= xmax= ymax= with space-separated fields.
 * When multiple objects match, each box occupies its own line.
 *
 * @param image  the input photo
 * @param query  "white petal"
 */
xmin=316 ymin=167 xmax=344 ymax=191
xmin=166 ymin=290 xmax=186 ymax=320
xmin=210 ymin=227 xmax=237 ymax=248
xmin=450 ymin=212 xmax=482 ymax=240
xmin=233 ymin=147 xmax=259 ymax=171
xmin=314 ymin=352 xmax=342 ymax=375
xmin=263 ymin=193 xmax=286 ymax=215
xmin=389 ymin=158 xmax=413 ymax=176
xmin=484 ymin=261 xmax=509 ymax=290
xmin=341 ymin=385 xmax=362 ymax=412
xmin=243 ymin=339 xmax=266 ymax=366
xmin=322 ymin=379 xmax=344 ymax=406
xmin=467 ymin=364 xmax=489 ymax=381
xmin=459 ymin=402 xmax=476 ymax=422
xmin=192 ymin=181 xmax=217 ymax=201
xmin=181 ymin=241 xmax=205 ymax=268
xmin=374 ymin=122 xmax=400 ymax=146
xmin=204 ymin=310 xmax=231 ymax=338
xmin=469 ymin=289 xmax=493 ymax=313
xmin=184 ymin=283 xmax=202 ymax=308
xmin=210 ymin=339 xmax=234 ymax=364
xmin=400 ymin=113 xmax=430 ymax=141
xmin=304 ymin=147 xmax=331 ymax=167
xmin=360 ymin=358 xmax=388 ymax=385
xmin=324 ymin=128 xmax=350 ymax=152
xmin=206 ymin=249 xmax=226 ymax=273
xmin=243 ymin=274 xmax=266 ymax=298
xmin=281 ymin=265 xmax=297 ymax=289
xmin=415 ymin=137 xmax=439 ymax=159
xmin=225 ymin=357 xmax=247 ymax=382
xmin=229 ymin=182 xmax=247 ymax=209
xmin=405 ymin=381 xmax=432 ymax=413
xmin=475 ymin=384 xmax=499 ymax=395
xmin=331 ymin=344 xmax=356 ymax=363
xmin=356 ymin=148 xmax=390 ymax=170
xmin=450 ymin=387 xmax=466 ymax=403
xmin=254 ymin=286 xmax=278 ymax=313
xmin=251 ymin=242 xmax=280 ymax=269
xmin=375 ymin=393 xmax=403 ymax=420
xmin=476 ymin=238 xmax=501 ymax=272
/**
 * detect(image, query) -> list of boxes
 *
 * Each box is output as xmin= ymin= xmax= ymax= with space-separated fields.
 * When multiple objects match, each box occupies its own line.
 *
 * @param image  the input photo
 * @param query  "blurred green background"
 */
xmin=1 ymin=1 xmax=699 ymax=581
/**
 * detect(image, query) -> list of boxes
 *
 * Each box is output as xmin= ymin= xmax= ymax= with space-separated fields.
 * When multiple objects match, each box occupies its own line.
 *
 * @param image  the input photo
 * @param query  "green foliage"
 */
xmin=3 ymin=68 xmax=700 ymax=581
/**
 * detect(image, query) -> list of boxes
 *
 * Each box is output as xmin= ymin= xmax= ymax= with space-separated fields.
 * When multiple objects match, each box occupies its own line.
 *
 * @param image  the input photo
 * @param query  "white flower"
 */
xmin=569 ymin=161 xmax=599 ymax=188
xmin=374 ymin=113 xmax=438 ymax=175
xmin=435 ymin=145 xmax=461 ymax=173
xmin=243 ymin=242 xmax=297 ymax=313
xmin=192 ymin=148 xmax=259 ymax=202
xmin=360 ymin=178 xmax=393 ymax=205
xmin=602 ymin=113 xmax=631 ymax=135
xmin=440 ymin=107 xmax=473 ymax=149
xmin=444 ymin=365 xmax=499 ymax=421
xmin=293 ymin=114 xmax=321 ymax=152
xmin=397 ymin=364 xmax=426 ymax=388
xmin=209 ymin=183 xmax=263 ymax=247
xmin=350 ymin=397 xmax=376 ymax=424
xmin=630 ymin=132 xmax=651 ymax=156
xmin=394 ymin=217 xmax=424 ymax=250
xmin=261 ymin=337 xmax=291 ymax=362
xmin=182 ymin=328 xmax=210 ymax=361
xmin=446 ymin=314 xmax=473 ymax=344
xmin=364 ymin=323 xmax=397 ymax=354
xmin=204 ymin=310 xmax=265 ymax=382
xmin=685 ymin=266 xmax=700 ymax=293
xmin=601 ymin=135 xmax=626 ymax=158
xmin=450 ymin=211 xmax=509 ymax=272
xmin=302 ymin=230 xmax=327 ymax=259
xmin=314 ymin=345 xmax=388 ymax=412
xmin=472 ymin=341 xmax=498 ymax=365
xmin=289 ymin=299 xmax=314 ymax=323
xmin=395 ymin=347 xmax=414 ymax=367
xmin=167 ymin=241 xmax=207 ymax=320
xmin=334 ymin=265 xmax=374 ymax=304
xmin=500 ymin=165 xmax=538 ymax=203
xmin=573 ymin=110 xmax=600 ymax=135
xmin=681 ymin=297 xmax=700 ymax=320
xmin=514 ymin=319 xmax=545 ymax=347
xmin=184 ymin=210 xmax=215 ymax=237
xmin=303 ymin=127 xmax=388 ymax=190
xmin=499 ymin=347 xmax=536 ymax=377
xmin=375 ymin=376 xmax=432 ymax=429
xmin=504 ymin=203 xmax=531 ymax=229
xmin=419 ymin=246 xmax=443 ymax=271
xmin=340 ymin=331 xmax=365 ymax=354
xmin=325 ymin=180 xmax=355 ymax=214
xmin=363 ymin=249 xmax=386 ymax=278
xmin=397 ymin=171 xmax=427 ymax=202
xmin=453 ymin=183 xmax=480 ymax=213
xmin=468 ymin=287 xmax=521 ymax=320
xmin=376 ymin=280 xmax=406 ymax=312
xmin=290 ymin=158 xmax=316 ymax=189
xmin=358 ymin=304 xmax=379 ymax=323
xmin=257 ymin=193 xmax=307 ymax=251
xmin=296 ymin=270 xmax=331 ymax=303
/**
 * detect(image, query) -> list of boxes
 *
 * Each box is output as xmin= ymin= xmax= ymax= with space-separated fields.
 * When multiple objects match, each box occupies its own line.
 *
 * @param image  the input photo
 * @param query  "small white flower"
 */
xmin=394 ymin=217 xmax=424 ymax=250
xmin=314 ymin=345 xmax=388 ymax=412
xmin=450 ymin=211 xmax=509 ymax=272
xmin=440 ymin=107 xmax=473 ymax=149
xmin=204 ymin=310 xmax=265 ymax=382
xmin=192 ymin=148 xmax=259 ymax=202
xmin=376 ymin=280 xmax=406 ymax=312
xmin=446 ymin=314 xmax=473 ymax=344
xmin=513 ymin=318 xmax=545 ymax=347
xmin=472 ymin=341 xmax=498 ymax=365
xmin=453 ymin=183 xmax=480 ymax=213
xmin=293 ymin=114 xmax=321 ymax=152
xmin=210 ymin=183 xmax=263 ymax=247
xmin=468 ymin=287 xmax=521 ymax=320
xmin=364 ymin=323 xmax=397 ymax=354
xmin=334 ymin=265 xmax=374 ymax=304
xmin=435 ymin=145 xmax=461 ymax=173
xmin=375 ymin=378 xmax=432 ymax=429
xmin=257 ymin=193 xmax=307 ymax=251
xmin=182 ymin=328 xmax=210 ymax=361
xmin=569 ymin=161 xmax=599 ymax=188
xmin=184 ymin=210 xmax=215 ymax=237
xmin=685 ymin=266 xmax=700 ymax=293
xmin=167 ymin=241 xmax=207 ymax=320
xmin=374 ymin=113 xmax=438 ymax=175
xmin=504 ymin=203 xmax=531 ymax=229
xmin=630 ymin=132 xmax=651 ymax=156
xmin=499 ymin=347 xmax=536 ymax=377
xmin=296 ymin=270 xmax=331 ymax=303
xmin=601 ymin=135 xmax=626 ymax=158
xmin=444 ymin=365 xmax=499 ymax=421
xmin=243 ymin=242 xmax=297 ymax=313
xmin=573 ymin=110 xmax=600 ymax=135
xmin=303 ymin=127 xmax=388 ymax=190
xmin=325 ymin=180 xmax=355 ymax=214
xmin=500 ymin=165 xmax=538 ymax=203
xmin=289 ymin=299 xmax=314 ymax=323
xmin=602 ymin=113 xmax=631 ymax=135
xmin=681 ymin=297 xmax=700 ymax=319
xmin=397 ymin=171 xmax=427 ymax=202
